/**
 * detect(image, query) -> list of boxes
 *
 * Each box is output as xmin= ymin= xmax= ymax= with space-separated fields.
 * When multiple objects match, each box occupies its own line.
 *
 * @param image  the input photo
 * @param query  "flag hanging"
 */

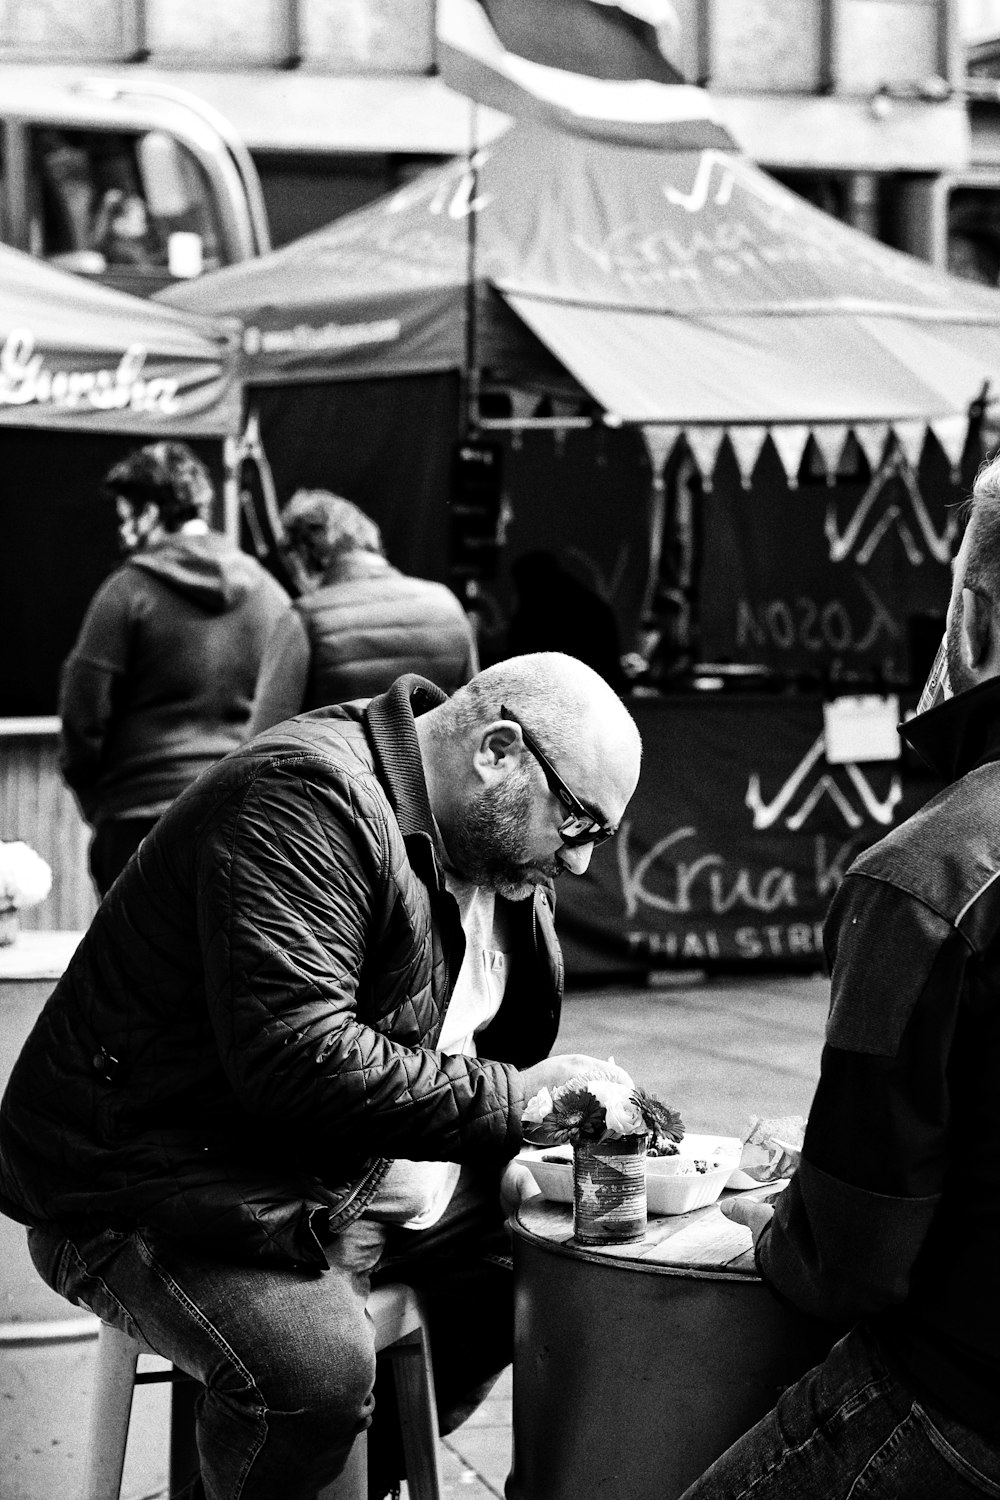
xmin=437 ymin=0 xmax=737 ymax=149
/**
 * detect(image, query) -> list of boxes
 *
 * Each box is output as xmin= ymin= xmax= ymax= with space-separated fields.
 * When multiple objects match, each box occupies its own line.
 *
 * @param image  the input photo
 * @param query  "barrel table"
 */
xmin=508 ymin=1196 xmax=834 ymax=1500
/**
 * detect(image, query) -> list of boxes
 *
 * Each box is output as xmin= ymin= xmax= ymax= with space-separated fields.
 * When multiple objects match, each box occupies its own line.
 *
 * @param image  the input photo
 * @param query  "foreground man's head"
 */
xmin=417 ymin=652 xmax=642 ymax=900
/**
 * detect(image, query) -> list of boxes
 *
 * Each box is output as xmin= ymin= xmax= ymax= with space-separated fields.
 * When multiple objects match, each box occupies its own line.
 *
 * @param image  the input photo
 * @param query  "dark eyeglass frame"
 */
xmin=500 ymin=704 xmax=616 ymax=848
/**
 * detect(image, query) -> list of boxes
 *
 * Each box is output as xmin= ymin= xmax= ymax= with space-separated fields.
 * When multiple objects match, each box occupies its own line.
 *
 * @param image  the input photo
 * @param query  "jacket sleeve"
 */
xmin=196 ymin=757 xmax=525 ymax=1164
xmin=757 ymin=873 xmax=955 ymax=1323
xmin=58 ymin=573 xmax=134 ymax=817
xmin=245 ymin=610 xmax=311 ymax=736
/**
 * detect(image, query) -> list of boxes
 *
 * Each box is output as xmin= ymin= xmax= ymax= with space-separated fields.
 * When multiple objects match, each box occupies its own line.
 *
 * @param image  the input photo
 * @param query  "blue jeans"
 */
xmin=679 ymin=1324 xmax=1000 ymax=1499
xmin=28 ymin=1167 xmax=511 ymax=1500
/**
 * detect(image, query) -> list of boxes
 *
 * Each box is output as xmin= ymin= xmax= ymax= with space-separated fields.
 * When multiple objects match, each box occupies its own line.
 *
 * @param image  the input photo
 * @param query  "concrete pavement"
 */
xmin=422 ymin=968 xmax=831 ymax=1498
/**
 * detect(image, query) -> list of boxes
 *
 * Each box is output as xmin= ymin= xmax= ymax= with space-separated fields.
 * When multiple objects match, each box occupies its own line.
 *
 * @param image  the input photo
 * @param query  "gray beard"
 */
xmin=447 ymin=771 xmax=558 ymax=901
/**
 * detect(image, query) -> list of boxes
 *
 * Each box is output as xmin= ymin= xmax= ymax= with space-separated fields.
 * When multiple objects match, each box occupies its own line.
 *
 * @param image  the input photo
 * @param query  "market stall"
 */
xmin=162 ymin=122 xmax=1000 ymax=972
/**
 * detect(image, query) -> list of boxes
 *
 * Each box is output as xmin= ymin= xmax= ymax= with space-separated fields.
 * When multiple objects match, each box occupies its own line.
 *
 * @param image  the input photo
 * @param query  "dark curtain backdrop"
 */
xmin=1 ymin=430 xmax=225 ymax=716
xmin=251 ymin=375 xmax=462 ymax=588
xmin=487 ymin=424 xmax=653 ymax=665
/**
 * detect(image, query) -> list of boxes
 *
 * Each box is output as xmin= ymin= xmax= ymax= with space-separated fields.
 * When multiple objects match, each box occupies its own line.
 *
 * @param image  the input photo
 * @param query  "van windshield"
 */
xmin=28 ymin=126 xmax=223 ymax=288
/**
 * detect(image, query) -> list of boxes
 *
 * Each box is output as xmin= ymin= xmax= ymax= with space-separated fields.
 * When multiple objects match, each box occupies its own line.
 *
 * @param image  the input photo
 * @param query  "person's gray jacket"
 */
xmin=0 ymin=677 xmax=563 ymax=1268
xmin=248 ymin=553 xmax=477 ymax=732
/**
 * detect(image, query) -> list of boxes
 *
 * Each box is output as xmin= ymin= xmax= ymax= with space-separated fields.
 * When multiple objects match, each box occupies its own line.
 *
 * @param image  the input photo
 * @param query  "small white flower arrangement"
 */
xmin=0 ymin=840 xmax=53 ymax=913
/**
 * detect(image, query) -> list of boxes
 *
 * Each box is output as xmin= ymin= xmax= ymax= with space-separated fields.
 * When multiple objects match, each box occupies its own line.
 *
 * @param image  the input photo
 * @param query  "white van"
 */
xmin=0 ymin=71 xmax=270 ymax=295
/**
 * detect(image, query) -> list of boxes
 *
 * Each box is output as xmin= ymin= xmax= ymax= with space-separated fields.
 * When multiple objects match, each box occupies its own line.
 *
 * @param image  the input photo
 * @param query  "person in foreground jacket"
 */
xmin=0 ymin=652 xmax=641 ymax=1500
xmin=680 ymin=463 xmax=1000 ymax=1498
xmin=59 ymin=441 xmax=290 ymax=897
xmin=247 ymin=488 xmax=478 ymax=734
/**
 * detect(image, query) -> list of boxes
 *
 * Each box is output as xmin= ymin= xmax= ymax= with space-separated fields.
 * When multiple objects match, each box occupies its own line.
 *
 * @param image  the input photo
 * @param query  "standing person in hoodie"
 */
xmin=247 ymin=489 xmax=478 ymax=734
xmin=59 ymin=441 xmax=290 ymax=898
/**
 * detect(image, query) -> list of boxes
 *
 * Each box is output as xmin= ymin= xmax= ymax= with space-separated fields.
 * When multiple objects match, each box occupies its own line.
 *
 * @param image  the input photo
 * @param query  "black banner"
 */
xmin=555 ymin=694 xmax=941 ymax=975
xmin=696 ymin=440 xmax=958 ymax=687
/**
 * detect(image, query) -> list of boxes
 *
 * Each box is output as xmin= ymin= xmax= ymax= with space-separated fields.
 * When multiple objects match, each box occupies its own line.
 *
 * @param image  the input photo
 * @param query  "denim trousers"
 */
xmin=28 ymin=1166 xmax=512 ymax=1500
xmin=678 ymin=1324 xmax=1000 ymax=1500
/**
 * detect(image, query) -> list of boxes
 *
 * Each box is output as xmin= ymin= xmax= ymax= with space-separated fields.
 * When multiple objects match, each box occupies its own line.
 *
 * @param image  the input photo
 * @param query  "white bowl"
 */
xmin=518 ymin=1133 xmax=742 ymax=1217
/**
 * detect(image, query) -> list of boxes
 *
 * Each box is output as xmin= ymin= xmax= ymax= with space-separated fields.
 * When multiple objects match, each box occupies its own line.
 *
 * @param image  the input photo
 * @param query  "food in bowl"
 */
xmin=518 ymin=1133 xmax=742 ymax=1216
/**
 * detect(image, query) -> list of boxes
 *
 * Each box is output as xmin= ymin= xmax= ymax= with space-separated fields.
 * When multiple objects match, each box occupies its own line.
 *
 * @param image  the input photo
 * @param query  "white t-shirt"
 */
xmin=365 ymin=868 xmax=509 ymax=1230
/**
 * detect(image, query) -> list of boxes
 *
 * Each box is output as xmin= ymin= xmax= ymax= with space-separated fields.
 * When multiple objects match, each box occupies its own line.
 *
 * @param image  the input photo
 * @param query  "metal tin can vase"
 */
xmin=572 ymin=1135 xmax=647 ymax=1246
xmin=0 ymin=908 xmax=19 ymax=947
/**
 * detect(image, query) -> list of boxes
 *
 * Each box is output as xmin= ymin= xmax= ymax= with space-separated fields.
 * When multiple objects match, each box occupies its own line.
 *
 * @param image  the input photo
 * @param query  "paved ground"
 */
xmin=422 ymin=967 xmax=831 ymax=1498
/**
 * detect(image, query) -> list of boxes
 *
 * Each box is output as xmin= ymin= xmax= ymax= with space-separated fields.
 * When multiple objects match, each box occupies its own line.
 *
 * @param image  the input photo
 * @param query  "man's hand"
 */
xmin=520 ymin=1054 xmax=633 ymax=1099
xmin=499 ymin=1160 xmax=542 ymax=1219
xmin=720 ymin=1195 xmax=775 ymax=1247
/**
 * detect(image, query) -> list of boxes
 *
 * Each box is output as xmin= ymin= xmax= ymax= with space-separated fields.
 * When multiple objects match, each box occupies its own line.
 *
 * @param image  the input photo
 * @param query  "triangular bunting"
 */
xmin=929 ymin=414 xmax=971 ymax=478
xmin=682 ymin=426 xmax=725 ymax=493
xmin=851 ymin=423 xmax=891 ymax=476
xmin=891 ymin=420 xmax=927 ymax=473
xmin=768 ymin=425 xmax=811 ymax=489
xmin=641 ymin=424 xmax=681 ymax=485
xmin=810 ymin=424 xmax=849 ymax=485
xmin=551 ymin=395 xmax=583 ymax=422
xmin=508 ymin=388 xmax=536 ymax=423
xmin=726 ymin=426 xmax=768 ymax=490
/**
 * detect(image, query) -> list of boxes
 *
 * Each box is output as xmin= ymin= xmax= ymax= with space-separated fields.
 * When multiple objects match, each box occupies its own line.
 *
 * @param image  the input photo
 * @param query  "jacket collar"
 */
xmin=901 ymin=674 xmax=1000 ymax=782
xmin=321 ymin=552 xmax=393 ymax=586
xmin=364 ymin=674 xmax=447 ymax=842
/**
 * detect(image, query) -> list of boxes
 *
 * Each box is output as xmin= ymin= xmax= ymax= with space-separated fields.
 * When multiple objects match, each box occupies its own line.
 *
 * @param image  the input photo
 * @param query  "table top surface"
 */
xmin=0 ymin=930 xmax=83 ymax=981
xmin=513 ymin=1192 xmax=775 ymax=1278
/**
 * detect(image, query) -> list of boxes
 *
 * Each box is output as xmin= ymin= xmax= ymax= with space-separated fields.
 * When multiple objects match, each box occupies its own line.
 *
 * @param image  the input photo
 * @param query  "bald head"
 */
xmin=417 ymin=654 xmax=641 ymax=898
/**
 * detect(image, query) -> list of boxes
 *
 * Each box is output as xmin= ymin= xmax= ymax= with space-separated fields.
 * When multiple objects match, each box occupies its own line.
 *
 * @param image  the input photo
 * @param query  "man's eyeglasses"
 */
xmin=500 ymin=704 xmax=617 ymax=848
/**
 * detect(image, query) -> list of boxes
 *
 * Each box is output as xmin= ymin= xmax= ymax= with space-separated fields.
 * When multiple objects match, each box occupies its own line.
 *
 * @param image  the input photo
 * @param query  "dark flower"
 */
xmin=552 ymin=1086 xmax=608 ymax=1142
xmin=633 ymin=1088 xmax=685 ymax=1155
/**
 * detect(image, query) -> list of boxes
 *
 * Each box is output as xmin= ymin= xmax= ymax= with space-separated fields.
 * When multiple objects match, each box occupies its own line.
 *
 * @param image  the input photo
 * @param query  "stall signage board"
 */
xmin=823 ymin=695 xmax=901 ymax=765
xmin=554 ymin=696 xmax=939 ymax=974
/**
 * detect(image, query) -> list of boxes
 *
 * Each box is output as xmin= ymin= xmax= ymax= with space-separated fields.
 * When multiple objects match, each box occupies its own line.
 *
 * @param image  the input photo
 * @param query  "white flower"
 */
xmin=586 ymin=1078 xmax=647 ymax=1138
xmin=523 ymin=1087 xmax=555 ymax=1126
xmin=0 ymin=841 xmax=52 ymax=910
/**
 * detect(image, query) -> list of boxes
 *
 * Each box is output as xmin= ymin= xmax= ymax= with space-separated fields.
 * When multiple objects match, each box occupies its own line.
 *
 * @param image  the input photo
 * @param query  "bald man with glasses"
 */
xmin=1 ymin=652 xmax=641 ymax=1500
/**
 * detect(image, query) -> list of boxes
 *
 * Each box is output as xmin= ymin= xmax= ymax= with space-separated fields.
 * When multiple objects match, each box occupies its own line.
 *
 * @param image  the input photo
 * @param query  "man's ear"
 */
xmin=961 ymin=587 xmax=994 ymax=674
xmin=472 ymin=723 xmax=521 ymax=783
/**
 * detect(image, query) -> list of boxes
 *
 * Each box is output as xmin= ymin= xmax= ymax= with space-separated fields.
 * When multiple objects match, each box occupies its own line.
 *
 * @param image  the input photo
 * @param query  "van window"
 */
xmin=28 ymin=126 xmax=224 ymax=286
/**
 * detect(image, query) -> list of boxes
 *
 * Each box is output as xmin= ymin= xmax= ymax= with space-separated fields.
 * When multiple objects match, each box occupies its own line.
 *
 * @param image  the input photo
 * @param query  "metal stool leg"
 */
xmin=386 ymin=1324 xmax=441 ymax=1500
xmin=169 ymin=1373 xmax=201 ymax=1493
xmin=83 ymin=1324 xmax=140 ymax=1500
xmin=85 ymin=1322 xmax=200 ymax=1500
xmin=317 ymin=1283 xmax=442 ymax=1500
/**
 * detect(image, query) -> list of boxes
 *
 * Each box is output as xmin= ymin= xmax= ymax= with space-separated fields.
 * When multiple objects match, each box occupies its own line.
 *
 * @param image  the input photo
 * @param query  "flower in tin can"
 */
xmin=586 ymin=1078 xmax=646 ymax=1138
xmin=523 ymin=1087 xmax=555 ymax=1127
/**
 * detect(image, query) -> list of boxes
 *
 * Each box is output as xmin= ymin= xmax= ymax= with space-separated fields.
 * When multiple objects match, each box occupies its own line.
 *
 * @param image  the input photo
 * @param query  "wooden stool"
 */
xmin=84 ymin=1282 xmax=442 ymax=1500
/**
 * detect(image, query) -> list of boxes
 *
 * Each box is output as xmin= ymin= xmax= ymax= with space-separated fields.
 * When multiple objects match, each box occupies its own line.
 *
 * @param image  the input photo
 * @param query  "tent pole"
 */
xmin=463 ymin=100 xmax=480 ymax=438
xmin=222 ymin=435 xmax=240 ymax=543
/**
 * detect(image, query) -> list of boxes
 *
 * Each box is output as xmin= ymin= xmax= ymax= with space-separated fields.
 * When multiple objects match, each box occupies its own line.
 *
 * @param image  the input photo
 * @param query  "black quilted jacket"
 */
xmin=0 ymin=676 xmax=563 ymax=1267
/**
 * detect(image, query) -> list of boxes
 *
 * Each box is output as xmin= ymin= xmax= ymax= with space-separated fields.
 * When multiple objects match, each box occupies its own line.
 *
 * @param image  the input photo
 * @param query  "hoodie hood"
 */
xmin=129 ymin=531 xmax=263 ymax=614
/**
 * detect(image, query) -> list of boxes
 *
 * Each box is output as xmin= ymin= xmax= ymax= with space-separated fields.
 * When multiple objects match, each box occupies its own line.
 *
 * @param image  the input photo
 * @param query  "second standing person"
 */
xmin=249 ymin=489 xmax=479 ymax=732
